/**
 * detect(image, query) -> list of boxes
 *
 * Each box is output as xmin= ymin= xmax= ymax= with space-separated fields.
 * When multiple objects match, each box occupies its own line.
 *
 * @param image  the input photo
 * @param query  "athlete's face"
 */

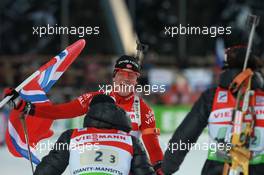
xmin=113 ymin=69 xmax=139 ymax=96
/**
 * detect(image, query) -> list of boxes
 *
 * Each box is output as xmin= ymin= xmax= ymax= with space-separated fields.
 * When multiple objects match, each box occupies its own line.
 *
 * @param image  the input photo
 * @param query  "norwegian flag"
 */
xmin=5 ymin=39 xmax=86 ymax=165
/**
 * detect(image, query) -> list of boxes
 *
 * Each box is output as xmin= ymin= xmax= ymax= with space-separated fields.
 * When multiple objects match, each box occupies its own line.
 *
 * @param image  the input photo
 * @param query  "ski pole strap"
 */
xmin=229 ymin=68 xmax=253 ymax=93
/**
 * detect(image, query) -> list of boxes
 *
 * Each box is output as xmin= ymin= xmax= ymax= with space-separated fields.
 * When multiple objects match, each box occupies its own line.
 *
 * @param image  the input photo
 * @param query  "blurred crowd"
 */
xmin=1 ymin=0 xmax=263 ymax=106
xmin=0 ymin=53 xmax=218 ymax=106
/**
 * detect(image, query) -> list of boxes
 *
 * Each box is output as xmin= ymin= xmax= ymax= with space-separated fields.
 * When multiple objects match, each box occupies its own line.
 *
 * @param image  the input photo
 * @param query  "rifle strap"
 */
xmin=229 ymin=68 xmax=253 ymax=93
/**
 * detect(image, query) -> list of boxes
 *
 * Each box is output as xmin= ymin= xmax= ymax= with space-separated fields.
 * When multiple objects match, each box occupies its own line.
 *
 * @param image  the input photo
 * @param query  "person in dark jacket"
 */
xmin=162 ymin=46 xmax=264 ymax=175
xmin=34 ymin=94 xmax=155 ymax=175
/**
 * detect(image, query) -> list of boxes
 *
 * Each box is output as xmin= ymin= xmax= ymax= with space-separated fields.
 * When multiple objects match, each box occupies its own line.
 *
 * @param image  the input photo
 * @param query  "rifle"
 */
xmin=135 ymin=40 xmax=148 ymax=65
xmin=222 ymin=15 xmax=260 ymax=175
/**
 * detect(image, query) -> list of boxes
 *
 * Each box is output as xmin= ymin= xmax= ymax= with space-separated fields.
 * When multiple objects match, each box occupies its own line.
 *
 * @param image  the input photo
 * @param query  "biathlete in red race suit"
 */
xmin=5 ymin=55 xmax=164 ymax=174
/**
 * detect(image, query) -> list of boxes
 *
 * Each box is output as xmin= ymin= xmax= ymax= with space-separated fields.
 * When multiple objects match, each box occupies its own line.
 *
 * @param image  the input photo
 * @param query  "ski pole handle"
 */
xmin=0 ymin=71 xmax=40 ymax=109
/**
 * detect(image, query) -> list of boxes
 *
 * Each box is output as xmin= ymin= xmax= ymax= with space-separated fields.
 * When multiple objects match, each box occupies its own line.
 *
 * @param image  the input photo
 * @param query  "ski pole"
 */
xmin=20 ymin=112 xmax=35 ymax=175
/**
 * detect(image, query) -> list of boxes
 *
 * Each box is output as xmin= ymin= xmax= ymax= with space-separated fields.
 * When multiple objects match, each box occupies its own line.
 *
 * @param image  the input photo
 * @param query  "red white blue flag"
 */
xmin=5 ymin=39 xmax=86 ymax=164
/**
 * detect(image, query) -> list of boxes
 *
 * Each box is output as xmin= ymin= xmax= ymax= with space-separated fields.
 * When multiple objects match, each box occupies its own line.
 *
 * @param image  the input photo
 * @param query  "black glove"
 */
xmin=3 ymin=87 xmax=35 ymax=115
xmin=3 ymin=87 xmax=19 ymax=99
xmin=16 ymin=100 xmax=35 ymax=115
xmin=154 ymin=161 xmax=164 ymax=175
xmin=3 ymin=87 xmax=20 ymax=108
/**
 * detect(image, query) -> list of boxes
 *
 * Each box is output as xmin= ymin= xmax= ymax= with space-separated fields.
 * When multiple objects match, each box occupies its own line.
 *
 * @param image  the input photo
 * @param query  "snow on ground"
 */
xmin=0 ymin=133 xmax=208 ymax=175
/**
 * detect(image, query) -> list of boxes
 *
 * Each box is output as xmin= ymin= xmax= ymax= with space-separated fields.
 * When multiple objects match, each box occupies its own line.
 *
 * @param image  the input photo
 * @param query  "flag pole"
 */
xmin=19 ymin=112 xmax=35 ymax=175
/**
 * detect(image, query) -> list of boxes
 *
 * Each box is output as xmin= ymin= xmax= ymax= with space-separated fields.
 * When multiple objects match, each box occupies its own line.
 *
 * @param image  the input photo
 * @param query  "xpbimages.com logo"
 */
xmin=32 ymin=24 xmax=100 ymax=37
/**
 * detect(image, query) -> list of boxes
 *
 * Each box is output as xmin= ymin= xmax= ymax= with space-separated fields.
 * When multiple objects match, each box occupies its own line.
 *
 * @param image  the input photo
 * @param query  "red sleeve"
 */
xmin=34 ymin=91 xmax=101 ymax=119
xmin=140 ymin=99 xmax=163 ymax=165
